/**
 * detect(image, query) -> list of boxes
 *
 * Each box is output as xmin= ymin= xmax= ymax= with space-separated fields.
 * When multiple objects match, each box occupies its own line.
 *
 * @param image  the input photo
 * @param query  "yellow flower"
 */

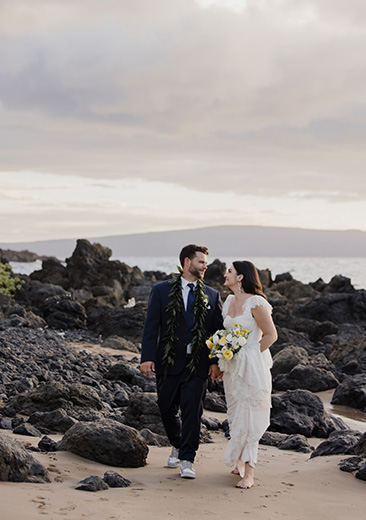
xmin=223 ymin=349 xmax=233 ymax=360
xmin=243 ymin=329 xmax=248 ymax=333
xmin=208 ymin=354 xmax=212 ymax=359
xmin=206 ymin=339 xmax=214 ymax=349
xmin=234 ymin=323 xmax=239 ymax=327
xmin=235 ymin=329 xmax=240 ymax=335
xmin=219 ymin=336 xmax=226 ymax=345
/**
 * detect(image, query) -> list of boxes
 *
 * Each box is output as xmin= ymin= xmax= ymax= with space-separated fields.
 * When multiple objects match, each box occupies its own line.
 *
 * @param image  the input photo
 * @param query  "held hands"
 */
xmin=140 ymin=361 xmax=155 ymax=377
xmin=209 ymin=364 xmax=223 ymax=382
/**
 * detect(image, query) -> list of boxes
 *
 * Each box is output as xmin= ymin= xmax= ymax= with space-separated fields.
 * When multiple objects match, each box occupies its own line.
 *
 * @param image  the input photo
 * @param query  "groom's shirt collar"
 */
xmin=181 ymin=277 xmax=197 ymax=289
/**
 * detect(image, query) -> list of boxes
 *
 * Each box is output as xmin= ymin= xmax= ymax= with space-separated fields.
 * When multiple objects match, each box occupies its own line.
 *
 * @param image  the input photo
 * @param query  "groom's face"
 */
xmin=187 ymin=252 xmax=208 ymax=279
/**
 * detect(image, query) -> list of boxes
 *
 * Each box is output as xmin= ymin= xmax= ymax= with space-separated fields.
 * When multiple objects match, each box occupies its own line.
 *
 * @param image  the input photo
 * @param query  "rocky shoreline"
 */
xmin=0 ymin=239 xmax=365 ymax=485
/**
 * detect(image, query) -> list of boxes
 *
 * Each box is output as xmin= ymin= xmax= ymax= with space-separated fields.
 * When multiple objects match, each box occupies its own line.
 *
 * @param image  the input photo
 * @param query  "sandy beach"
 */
xmin=1 ymin=341 xmax=365 ymax=520
xmin=1 ymin=411 xmax=365 ymax=520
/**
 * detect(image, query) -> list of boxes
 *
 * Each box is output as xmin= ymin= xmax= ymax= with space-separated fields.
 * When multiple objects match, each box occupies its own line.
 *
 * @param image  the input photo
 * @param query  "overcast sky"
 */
xmin=1 ymin=0 xmax=366 ymax=243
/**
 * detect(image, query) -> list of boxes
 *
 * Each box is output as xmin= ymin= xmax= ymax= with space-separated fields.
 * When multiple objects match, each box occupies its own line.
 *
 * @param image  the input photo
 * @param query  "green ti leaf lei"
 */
xmin=162 ymin=267 xmax=208 ymax=379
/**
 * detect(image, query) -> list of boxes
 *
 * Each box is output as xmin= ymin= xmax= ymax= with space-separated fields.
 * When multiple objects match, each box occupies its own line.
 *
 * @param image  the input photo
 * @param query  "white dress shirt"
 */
xmin=181 ymin=277 xmax=197 ymax=353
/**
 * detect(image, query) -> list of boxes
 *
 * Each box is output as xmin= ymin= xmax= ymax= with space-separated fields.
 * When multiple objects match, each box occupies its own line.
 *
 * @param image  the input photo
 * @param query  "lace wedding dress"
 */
xmin=219 ymin=294 xmax=273 ymax=477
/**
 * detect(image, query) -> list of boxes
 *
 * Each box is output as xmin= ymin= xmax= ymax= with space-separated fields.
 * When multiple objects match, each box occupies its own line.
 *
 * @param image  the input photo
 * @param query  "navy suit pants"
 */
xmin=156 ymin=369 xmax=207 ymax=463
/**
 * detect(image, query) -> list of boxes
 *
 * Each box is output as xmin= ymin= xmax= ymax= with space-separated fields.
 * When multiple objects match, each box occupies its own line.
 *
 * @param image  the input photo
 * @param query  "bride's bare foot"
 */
xmin=231 ymin=468 xmax=240 ymax=475
xmin=235 ymin=462 xmax=255 ymax=489
xmin=235 ymin=476 xmax=254 ymax=489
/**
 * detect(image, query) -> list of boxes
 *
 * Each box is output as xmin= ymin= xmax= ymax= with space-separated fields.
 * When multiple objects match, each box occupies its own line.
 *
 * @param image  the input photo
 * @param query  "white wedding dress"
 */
xmin=219 ymin=294 xmax=273 ymax=478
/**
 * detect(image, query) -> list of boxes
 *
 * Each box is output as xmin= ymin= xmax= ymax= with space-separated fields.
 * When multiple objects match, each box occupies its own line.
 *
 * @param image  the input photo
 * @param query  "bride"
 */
xmin=219 ymin=260 xmax=277 ymax=489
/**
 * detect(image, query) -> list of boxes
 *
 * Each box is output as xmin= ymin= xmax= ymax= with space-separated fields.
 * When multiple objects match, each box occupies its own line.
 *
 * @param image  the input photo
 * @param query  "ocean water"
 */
xmin=116 ymin=256 xmax=366 ymax=289
xmin=10 ymin=256 xmax=366 ymax=290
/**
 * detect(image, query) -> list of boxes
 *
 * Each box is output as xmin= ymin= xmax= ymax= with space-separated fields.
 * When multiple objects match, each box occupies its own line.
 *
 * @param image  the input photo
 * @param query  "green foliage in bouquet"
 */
xmin=0 ymin=263 xmax=23 ymax=296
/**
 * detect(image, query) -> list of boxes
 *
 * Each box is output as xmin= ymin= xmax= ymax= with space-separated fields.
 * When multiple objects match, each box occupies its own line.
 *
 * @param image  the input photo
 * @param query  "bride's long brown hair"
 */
xmin=233 ymin=260 xmax=267 ymax=300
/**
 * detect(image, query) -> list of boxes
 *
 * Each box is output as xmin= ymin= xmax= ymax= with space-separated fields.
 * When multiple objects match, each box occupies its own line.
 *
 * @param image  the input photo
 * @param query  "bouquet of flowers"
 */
xmin=206 ymin=324 xmax=251 ymax=361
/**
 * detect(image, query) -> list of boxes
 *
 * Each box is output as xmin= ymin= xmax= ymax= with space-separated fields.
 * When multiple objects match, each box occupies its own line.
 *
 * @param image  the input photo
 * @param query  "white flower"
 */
xmin=232 ymin=343 xmax=241 ymax=351
xmin=207 ymin=324 xmax=251 ymax=366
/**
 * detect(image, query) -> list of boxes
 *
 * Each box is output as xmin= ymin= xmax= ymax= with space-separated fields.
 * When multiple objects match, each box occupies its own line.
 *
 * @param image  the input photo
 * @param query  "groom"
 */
xmin=140 ymin=244 xmax=223 ymax=479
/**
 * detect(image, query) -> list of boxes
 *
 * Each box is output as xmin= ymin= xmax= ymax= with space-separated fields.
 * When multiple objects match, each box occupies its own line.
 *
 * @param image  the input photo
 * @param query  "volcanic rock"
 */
xmin=38 ymin=435 xmax=59 ymax=452
xmin=124 ymin=393 xmax=165 ymax=436
xmin=28 ymin=409 xmax=78 ymax=434
xmin=338 ymin=456 xmax=365 ymax=473
xmin=139 ymin=429 xmax=170 ymax=447
xmin=269 ymin=389 xmax=347 ymax=438
xmin=103 ymin=361 xmax=156 ymax=392
xmin=271 ymin=346 xmax=310 ymax=378
xmin=12 ymin=423 xmax=42 ymax=437
xmin=271 ymin=279 xmax=318 ymax=302
xmin=103 ymin=470 xmax=131 ymax=488
xmin=331 ymin=374 xmax=366 ymax=412
xmin=329 ymin=327 xmax=366 ymax=375
xmin=201 ymin=416 xmax=221 ymax=431
xmin=351 ymin=432 xmax=366 ymax=456
xmin=273 ymin=364 xmax=339 ymax=392
xmin=277 ymin=434 xmax=313 ymax=453
xmin=203 ymin=393 xmax=227 ymax=413
xmin=292 ymin=291 xmax=366 ymax=325
xmin=0 ymin=434 xmax=50 ymax=483
xmin=310 ymin=429 xmax=362 ymax=458
xmin=204 ymin=259 xmax=226 ymax=285
xmin=355 ymin=462 xmax=366 ymax=481
xmin=42 ymin=294 xmax=87 ymax=330
xmin=58 ymin=419 xmax=148 ymax=467
xmin=0 ymin=249 xmax=48 ymax=263
xmin=87 ymin=302 xmax=147 ymax=342
xmin=9 ymin=381 xmax=104 ymax=419
xmin=30 ymin=258 xmax=68 ymax=288
xmin=260 ymin=431 xmax=288 ymax=446
xmin=76 ymin=475 xmax=109 ymax=492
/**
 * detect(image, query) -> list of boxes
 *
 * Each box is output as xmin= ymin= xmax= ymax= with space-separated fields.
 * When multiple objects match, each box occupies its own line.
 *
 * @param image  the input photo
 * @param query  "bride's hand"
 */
xmin=209 ymin=364 xmax=223 ymax=382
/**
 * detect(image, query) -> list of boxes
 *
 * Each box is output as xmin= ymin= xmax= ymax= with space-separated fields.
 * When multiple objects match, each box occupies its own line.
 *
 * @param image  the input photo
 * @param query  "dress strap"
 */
xmin=245 ymin=295 xmax=272 ymax=314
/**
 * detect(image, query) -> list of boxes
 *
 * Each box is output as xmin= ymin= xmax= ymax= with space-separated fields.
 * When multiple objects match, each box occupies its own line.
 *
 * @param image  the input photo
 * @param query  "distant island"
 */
xmin=0 ymin=225 xmax=365 ymax=259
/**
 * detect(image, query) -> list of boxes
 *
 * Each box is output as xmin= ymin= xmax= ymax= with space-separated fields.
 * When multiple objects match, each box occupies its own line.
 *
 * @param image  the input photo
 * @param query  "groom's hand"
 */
xmin=209 ymin=364 xmax=222 ymax=382
xmin=140 ymin=361 xmax=155 ymax=377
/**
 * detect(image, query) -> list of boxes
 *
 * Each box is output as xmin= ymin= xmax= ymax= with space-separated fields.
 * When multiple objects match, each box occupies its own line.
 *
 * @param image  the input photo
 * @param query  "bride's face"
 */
xmin=224 ymin=264 xmax=238 ymax=288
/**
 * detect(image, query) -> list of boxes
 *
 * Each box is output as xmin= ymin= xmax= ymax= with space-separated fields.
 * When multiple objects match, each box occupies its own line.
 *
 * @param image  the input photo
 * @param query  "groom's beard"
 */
xmin=189 ymin=266 xmax=206 ymax=279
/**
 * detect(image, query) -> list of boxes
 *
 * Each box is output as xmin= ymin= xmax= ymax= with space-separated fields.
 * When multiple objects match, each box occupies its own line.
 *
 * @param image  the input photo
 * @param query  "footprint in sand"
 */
xmin=31 ymin=496 xmax=50 ymax=515
xmin=47 ymin=455 xmax=58 ymax=462
xmin=47 ymin=464 xmax=61 ymax=474
xmin=56 ymin=503 xmax=77 ymax=516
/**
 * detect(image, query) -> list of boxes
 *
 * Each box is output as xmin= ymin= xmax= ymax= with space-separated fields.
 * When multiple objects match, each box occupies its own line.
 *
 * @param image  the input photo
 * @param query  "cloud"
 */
xmin=0 ymin=0 xmax=365 ymax=205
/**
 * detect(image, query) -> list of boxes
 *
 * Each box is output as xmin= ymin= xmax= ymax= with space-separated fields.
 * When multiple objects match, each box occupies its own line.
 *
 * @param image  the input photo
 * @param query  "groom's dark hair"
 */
xmin=179 ymin=244 xmax=209 ymax=267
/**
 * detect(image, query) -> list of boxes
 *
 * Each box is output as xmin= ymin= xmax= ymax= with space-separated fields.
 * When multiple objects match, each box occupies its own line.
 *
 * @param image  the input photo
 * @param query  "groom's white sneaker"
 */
xmin=180 ymin=460 xmax=196 ymax=479
xmin=167 ymin=447 xmax=180 ymax=468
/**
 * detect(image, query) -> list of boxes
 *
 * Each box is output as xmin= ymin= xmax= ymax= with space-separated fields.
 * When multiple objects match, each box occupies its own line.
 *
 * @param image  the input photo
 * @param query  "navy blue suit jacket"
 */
xmin=141 ymin=280 xmax=223 ymax=379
